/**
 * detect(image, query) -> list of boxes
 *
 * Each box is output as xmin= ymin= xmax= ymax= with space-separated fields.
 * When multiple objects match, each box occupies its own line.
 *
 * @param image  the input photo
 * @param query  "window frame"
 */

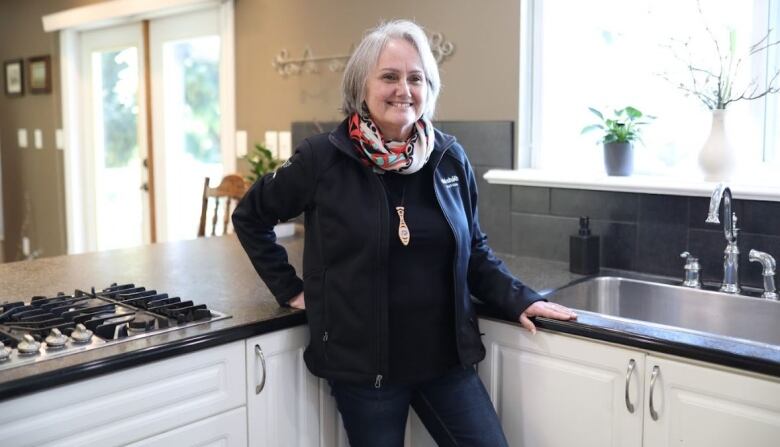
xmin=517 ymin=0 xmax=780 ymax=172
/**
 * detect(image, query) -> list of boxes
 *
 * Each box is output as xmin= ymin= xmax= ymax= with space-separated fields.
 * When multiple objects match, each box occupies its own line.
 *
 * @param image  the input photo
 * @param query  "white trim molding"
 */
xmin=42 ymin=0 xmax=221 ymax=32
xmin=219 ymin=0 xmax=236 ymax=174
xmin=59 ymin=29 xmax=88 ymax=254
xmin=484 ymin=169 xmax=780 ymax=202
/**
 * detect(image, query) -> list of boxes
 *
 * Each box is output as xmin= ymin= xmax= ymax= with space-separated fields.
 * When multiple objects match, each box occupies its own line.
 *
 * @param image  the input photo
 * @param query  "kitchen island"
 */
xmin=0 ymin=232 xmax=582 ymax=400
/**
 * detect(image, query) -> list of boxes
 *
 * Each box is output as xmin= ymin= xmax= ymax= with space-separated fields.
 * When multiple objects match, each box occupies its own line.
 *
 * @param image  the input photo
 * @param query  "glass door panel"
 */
xmin=150 ymin=8 xmax=224 ymax=242
xmin=93 ymin=48 xmax=144 ymax=250
xmin=81 ymin=24 xmax=150 ymax=252
xmin=161 ymin=36 xmax=222 ymax=241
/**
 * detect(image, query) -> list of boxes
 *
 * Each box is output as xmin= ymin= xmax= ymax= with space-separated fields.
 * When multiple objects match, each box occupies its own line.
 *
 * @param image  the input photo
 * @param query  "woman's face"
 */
xmin=364 ymin=38 xmax=427 ymax=141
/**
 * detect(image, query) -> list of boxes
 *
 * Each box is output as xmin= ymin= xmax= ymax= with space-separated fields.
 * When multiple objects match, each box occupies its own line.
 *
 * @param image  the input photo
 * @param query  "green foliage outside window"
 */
xmin=101 ymin=51 xmax=138 ymax=168
xmin=179 ymin=43 xmax=221 ymax=164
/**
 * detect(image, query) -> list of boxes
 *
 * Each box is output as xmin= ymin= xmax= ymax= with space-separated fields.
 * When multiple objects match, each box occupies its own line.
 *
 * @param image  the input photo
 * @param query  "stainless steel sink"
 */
xmin=545 ymin=276 xmax=780 ymax=347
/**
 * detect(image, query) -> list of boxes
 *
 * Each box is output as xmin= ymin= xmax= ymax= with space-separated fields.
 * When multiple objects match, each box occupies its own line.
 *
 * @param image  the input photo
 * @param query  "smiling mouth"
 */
xmin=387 ymin=102 xmax=413 ymax=109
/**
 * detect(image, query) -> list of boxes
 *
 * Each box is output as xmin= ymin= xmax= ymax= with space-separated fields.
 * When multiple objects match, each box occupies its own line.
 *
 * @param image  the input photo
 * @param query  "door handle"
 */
xmin=649 ymin=365 xmax=660 ymax=421
xmin=624 ymin=358 xmax=636 ymax=413
xmin=255 ymin=344 xmax=267 ymax=394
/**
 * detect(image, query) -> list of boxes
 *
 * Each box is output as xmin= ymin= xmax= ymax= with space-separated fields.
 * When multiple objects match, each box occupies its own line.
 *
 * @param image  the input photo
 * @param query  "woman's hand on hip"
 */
xmin=519 ymin=301 xmax=576 ymax=335
xmin=289 ymin=292 xmax=306 ymax=310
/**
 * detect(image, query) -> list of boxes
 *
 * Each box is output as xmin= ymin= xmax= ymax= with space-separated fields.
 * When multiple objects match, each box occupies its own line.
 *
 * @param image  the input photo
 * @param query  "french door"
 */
xmin=80 ymin=24 xmax=150 ymax=251
xmin=149 ymin=8 xmax=228 ymax=243
xmin=77 ymin=6 xmax=231 ymax=251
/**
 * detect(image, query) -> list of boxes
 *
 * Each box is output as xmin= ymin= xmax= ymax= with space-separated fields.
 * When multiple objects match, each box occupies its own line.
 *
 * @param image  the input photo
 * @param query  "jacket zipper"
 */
xmin=321 ymin=268 xmax=330 ymax=361
xmin=431 ymin=151 xmax=464 ymax=366
xmin=371 ymin=171 xmax=389 ymax=388
xmin=316 ymin=207 xmax=330 ymax=361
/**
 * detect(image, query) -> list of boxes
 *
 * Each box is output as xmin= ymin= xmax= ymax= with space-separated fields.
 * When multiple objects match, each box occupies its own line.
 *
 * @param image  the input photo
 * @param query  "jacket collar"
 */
xmin=328 ymin=117 xmax=457 ymax=166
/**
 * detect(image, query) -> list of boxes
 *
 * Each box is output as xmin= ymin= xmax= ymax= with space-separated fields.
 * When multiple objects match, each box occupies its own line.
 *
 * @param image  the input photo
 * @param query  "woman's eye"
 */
xmin=382 ymin=74 xmax=397 ymax=81
xmin=409 ymin=75 xmax=423 ymax=83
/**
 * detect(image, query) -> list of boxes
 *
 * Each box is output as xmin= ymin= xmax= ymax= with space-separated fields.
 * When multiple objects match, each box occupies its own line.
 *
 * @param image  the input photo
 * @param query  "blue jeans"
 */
xmin=329 ymin=366 xmax=509 ymax=447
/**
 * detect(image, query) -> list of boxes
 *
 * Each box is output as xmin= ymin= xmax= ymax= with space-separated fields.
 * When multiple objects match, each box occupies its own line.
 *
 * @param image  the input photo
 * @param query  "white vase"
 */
xmin=698 ymin=109 xmax=736 ymax=181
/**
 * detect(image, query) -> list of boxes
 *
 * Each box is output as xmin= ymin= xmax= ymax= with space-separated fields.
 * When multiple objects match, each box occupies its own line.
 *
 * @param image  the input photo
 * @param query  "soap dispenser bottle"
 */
xmin=570 ymin=216 xmax=600 ymax=275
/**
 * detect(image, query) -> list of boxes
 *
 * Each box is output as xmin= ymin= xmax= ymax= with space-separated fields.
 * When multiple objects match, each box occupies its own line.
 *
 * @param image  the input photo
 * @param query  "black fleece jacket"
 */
xmin=232 ymin=118 xmax=543 ymax=386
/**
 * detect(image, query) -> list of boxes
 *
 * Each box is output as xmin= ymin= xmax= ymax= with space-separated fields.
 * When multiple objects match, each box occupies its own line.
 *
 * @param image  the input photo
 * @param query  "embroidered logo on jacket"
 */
xmin=440 ymin=175 xmax=460 ymax=188
xmin=272 ymin=158 xmax=293 ymax=178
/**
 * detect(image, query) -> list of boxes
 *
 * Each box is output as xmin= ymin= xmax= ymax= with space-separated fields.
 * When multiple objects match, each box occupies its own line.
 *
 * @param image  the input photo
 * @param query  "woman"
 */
xmin=233 ymin=20 xmax=577 ymax=447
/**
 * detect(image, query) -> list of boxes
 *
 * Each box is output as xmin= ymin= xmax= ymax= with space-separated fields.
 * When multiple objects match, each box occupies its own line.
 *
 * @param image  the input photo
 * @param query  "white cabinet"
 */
xmin=479 ymin=318 xmax=644 ymax=447
xmin=246 ymin=325 xmax=320 ymax=446
xmin=0 ymin=341 xmax=246 ymax=447
xmin=479 ymin=318 xmax=780 ymax=447
xmin=127 ymin=407 xmax=248 ymax=447
xmin=642 ymin=355 xmax=780 ymax=447
xmin=319 ymin=377 xmax=352 ymax=447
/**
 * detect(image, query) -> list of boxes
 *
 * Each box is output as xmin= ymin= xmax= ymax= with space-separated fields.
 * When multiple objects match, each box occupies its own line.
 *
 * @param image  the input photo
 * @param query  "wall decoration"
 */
xmin=4 ymin=59 xmax=24 ymax=96
xmin=272 ymin=31 xmax=455 ymax=77
xmin=28 ymin=55 xmax=52 ymax=94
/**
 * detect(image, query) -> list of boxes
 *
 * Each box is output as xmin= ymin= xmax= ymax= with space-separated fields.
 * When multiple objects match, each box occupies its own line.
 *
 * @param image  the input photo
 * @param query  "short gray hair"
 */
xmin=341 ymin=20 xmax=441 ymax=120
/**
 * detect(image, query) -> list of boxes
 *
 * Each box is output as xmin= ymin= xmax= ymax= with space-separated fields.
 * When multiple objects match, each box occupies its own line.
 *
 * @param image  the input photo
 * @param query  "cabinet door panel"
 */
xmin=0 ymin=341 xmax=245 ymax=447
xmin=479 ymin=318 xmax=644 ymax=447
xmin=127 ymin=407 xmax=247 ymax=447
xmin=319 ymin=378 xmax=352 ymax=447
xmin=643 ymin=355 xmax=780 ymax=447
xmin=246 ymin=326 xmax=320 ymax=447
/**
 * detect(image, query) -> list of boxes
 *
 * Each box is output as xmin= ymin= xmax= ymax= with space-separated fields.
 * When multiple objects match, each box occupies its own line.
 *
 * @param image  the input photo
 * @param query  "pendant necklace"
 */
xmin=379 ymin=175 xmax=410 ymax=246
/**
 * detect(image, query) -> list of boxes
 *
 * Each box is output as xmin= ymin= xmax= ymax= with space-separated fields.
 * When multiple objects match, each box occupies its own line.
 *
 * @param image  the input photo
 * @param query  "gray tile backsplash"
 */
xmin=511 ymin=186 xmax=550 ymax=214
xmin=514 ymin=185 xmax=780 ymax=288
xmin=550 ymin=189 xmax=639 ymax=222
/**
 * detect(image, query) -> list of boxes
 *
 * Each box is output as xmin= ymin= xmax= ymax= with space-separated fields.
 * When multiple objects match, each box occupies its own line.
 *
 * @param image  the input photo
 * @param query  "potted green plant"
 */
xmin=581 ymin=106 xmax=654 ymax=176
xmin=242 ymin=142 xmax=296 ymax=237
xmin=243 ymin=142 xmax=282 ymax=183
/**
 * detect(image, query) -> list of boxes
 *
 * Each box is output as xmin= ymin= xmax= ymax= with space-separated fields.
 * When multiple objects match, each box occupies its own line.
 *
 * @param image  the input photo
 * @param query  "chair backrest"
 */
xmin=197 ymin=174 xmax=248 ymax=237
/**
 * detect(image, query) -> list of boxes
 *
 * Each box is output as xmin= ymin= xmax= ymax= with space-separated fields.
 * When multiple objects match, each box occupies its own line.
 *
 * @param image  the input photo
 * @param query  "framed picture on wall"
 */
xmin=4 ymin=59 xmax=24 ymax=97
xmin=28 ymin=55 xmax=51 ymax=94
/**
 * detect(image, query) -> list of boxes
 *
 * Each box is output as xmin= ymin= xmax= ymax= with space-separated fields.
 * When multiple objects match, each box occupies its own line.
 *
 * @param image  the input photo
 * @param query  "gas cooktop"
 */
xmin=0 ymin=283 xmax=230 ymax=371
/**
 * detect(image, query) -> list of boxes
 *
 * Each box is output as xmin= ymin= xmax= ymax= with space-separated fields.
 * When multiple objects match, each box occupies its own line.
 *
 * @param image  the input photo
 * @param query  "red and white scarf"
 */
xmin=347 ymin=113 xmax=434 ymax=174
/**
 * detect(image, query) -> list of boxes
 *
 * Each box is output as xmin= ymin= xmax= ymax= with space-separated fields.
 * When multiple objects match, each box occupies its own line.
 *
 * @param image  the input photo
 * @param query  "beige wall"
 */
xmin=236 ymin=0 xmax=520 ymax=148
xmin=0 ymin=0 xmax=520 ymax=261
xmin=0 ymin=0 xmax=105 ymax=262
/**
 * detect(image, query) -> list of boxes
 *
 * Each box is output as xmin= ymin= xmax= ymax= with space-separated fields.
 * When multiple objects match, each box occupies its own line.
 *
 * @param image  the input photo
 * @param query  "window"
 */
xmin=519 ymin=0 xmax=780 ymax=177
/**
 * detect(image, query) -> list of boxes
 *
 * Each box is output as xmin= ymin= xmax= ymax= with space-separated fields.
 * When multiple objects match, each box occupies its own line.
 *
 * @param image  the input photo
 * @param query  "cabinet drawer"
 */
xmin=0 ymin=341 xmax=245 ymax=447
xmin=127 ymin=407 xmax=247 ymax=447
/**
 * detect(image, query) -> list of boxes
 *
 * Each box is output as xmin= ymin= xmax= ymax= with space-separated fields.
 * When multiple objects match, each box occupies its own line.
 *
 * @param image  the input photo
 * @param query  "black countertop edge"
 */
xmin=0 ymin=312 xmax=307 ymax=402
xmin=483 ymin=315 xmax=780 ymax=378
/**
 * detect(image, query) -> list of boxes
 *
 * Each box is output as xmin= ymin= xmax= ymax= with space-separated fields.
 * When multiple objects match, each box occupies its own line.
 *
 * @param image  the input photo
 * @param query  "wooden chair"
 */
xmin=197 ymin=174 xmax=248 ymax=237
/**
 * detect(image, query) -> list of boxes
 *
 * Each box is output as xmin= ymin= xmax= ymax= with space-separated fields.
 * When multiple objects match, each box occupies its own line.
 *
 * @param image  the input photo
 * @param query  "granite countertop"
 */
xmin=1 ymin=233 xmax=778 ymax=401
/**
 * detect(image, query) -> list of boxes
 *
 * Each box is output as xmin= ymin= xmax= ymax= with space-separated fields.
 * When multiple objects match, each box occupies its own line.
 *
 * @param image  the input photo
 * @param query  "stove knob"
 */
xmin=45 ymin=328 xmax=69 ymax=349
xmin=0 ymin=342 xmax=11 ymax=361
xmin=71 ymin=324 xmax=94 ymax=344
xmin=17 ymin=334 xmax=42 ymax=355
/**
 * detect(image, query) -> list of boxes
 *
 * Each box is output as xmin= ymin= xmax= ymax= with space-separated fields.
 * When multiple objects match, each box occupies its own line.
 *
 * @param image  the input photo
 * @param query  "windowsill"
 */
xmin=484 ymin=169 xmax=780 ymax=202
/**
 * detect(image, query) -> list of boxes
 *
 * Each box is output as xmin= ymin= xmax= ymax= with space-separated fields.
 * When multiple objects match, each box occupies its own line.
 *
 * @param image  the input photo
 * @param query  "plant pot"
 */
xmin=603 ymin=142 xmax=634 ymax=176
xmin=698 ymin=109 xmax=736 ymax=181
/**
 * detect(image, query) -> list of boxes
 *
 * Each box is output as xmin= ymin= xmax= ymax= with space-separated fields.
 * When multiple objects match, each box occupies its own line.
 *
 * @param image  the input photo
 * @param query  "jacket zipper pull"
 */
xmin=322 ymin=331 xmax=328 ymax=342
xmin=374 ymin=374 xmax=383 ymax=389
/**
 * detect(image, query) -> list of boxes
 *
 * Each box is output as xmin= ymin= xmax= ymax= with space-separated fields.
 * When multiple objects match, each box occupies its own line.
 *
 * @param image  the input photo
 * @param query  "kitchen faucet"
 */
xmin=706 ymin=183 xmax=740 ymax=294
xmin=749 ymin=249 xmax=778 ymax=300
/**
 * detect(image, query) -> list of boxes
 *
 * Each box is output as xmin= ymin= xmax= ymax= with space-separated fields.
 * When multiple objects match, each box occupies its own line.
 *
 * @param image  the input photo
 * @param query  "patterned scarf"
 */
xmin=347 ymin=113 xmax=434 ymax=174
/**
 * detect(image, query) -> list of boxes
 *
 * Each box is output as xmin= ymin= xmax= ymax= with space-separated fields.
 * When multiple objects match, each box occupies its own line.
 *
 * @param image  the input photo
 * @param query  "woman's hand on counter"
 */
xmin=289 ymin=292 xmax=306 ymax=310
xmin=519 ymin=301 xmax=577 ymax=335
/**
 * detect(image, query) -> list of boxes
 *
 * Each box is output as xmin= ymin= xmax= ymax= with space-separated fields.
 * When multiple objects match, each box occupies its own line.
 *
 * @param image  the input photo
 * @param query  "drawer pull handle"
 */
xmin=624 ymin=358 xmax=636 ymax=413
xmin=649 ymin=365 xmax=660 ymax=421
xmin=255 ymin=344 xmax=267 ymax=394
